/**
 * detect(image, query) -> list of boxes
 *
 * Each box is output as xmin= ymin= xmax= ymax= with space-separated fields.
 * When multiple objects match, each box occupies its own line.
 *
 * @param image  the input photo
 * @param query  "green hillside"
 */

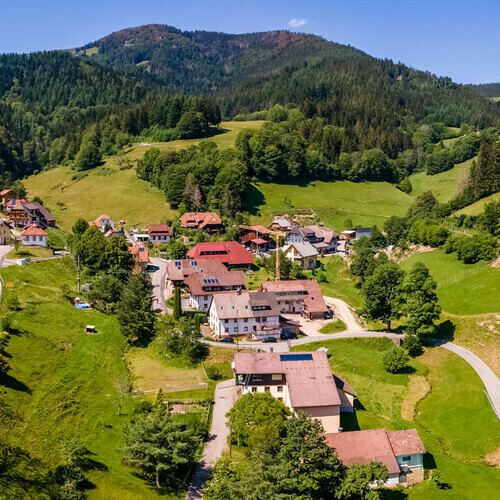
xmin=456 ymin=191 xmax=500 ymax=215
xmin=248 ymin=180 xmax=413 ymax=230
xmin=24 ymin=121 xmax=263 ymax=230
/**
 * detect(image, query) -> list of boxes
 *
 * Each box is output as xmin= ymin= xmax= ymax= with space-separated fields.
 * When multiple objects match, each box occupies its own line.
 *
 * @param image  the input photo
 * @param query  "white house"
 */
xmin=233 ymin=351 xmax=356 ymax=433
xmin=325 ymin=429 xmax=425 ymax=486
xmin=21 ymin=223 xmax=47 ymax=248
xmin=282 ymin=241 xmax=318 ymax=270
xmin=209 ymin=291 xmax=281 ymax=339
xmin=88 ymin=214 xmax=114 ymax=233
xmin=148 ymin=224 xmax=172 ymax=244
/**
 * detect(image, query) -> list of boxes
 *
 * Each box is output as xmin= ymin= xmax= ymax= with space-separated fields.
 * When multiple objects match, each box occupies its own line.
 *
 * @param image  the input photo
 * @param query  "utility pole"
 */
xmin=77 ymin=254 xmax=81 ymax=294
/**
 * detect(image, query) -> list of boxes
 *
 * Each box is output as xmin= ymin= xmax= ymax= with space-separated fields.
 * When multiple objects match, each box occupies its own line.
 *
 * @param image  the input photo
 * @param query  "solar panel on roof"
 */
xmin=280 ymin=354 xmax=313 ymax=362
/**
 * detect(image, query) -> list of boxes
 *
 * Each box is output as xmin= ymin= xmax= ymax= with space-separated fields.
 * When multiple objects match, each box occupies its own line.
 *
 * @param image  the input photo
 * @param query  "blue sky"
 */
xmin=1 ymin=0 xmax=499 ymax=84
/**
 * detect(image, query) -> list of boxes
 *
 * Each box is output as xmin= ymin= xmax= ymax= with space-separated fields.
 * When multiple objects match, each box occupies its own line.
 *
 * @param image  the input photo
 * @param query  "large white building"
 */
xmin=209 ymin=291 xmax=281 ymax=339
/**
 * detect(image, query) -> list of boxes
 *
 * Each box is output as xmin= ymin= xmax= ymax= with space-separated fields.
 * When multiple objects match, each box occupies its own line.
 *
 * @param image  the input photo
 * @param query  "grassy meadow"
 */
xmin=248 ymin=180 xmax=413 ymax=231
xmin=456 ymin=191 xmax=500 ymax=216
xmin=294 ymin=338 xmax=500 ymax=499
xmin=24 ymin=121 xmax=263 ymax=230
xmin=399 ymin=248 xmax=499 ymax=315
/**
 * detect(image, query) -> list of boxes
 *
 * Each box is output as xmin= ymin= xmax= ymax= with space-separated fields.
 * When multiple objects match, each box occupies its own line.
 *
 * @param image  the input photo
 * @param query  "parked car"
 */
xmin=262 ymin=336 xmax=277 ymax=343
xmin=280 ymin=331 xmax=297 ymax=340
xmin=218 ymin=337 xmax=235 ymax=343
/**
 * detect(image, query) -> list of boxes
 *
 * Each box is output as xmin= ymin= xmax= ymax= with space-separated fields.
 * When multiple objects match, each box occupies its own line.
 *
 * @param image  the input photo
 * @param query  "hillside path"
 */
xmin=185 ymin=380 xmax=237 ymax=500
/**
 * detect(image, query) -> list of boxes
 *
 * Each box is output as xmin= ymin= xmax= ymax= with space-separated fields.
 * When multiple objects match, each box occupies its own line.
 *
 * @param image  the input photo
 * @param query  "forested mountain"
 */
xmin=467 ymin=83 xmax=500 ymax=98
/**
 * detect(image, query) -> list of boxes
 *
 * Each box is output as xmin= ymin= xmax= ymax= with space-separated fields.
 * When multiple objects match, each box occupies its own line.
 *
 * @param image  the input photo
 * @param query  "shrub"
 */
xmin=402 ymin=335 xmax=423 ymax=357
xmin=382 ymin=346 xmax=410 ymax=373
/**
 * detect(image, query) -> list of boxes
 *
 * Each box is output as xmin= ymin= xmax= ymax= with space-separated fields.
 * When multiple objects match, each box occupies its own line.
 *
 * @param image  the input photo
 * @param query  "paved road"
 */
xmin=0 ymin=245 xmax=15 ymax=268
xmin=149 ymin=257 xmax=170 ymax=314
xmin=185 ymin=380 xmax=237 ymax=500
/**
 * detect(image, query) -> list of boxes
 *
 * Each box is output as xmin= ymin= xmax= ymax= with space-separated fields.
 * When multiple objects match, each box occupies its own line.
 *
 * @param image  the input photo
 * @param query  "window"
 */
xmin=224 ymin=319 xmax=229 ymax=324
xmin=277 ymin=397 xmax=283 ymax=402
xmin=271 ymin=374 xmax=282 ymax=381
xmin=277 ymin=386 xmax=283 ymax=392
xmin=244 ymin=326 xmax=248 ymax=332
xmin=264 ymin=386 xmax=270 ymax=392
xmin=252 ymin=375 xmax=263 ymax=382
xmin=251 ymin=386 xmax=257 ymax=393
xmin=401 ymin=456 xmax=411 ymax=462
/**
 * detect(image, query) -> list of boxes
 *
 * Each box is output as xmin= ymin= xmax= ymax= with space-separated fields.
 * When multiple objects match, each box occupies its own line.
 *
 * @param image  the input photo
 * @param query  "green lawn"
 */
xmin=247 ymin=180 xmax=413 ymax=231
xmin=0 ymin=258 xmax=183 ymax=499
xmin=399 ymin=248 xmax=499 ymax=315
xmin=319 ymin=319 xmax=347 ymax=333
xmin=409 ymin=157 xmax=474 ymax=202
xmin=294 ymin=338 xmax=500 ymax=498
xmin=24 ymin=121 xmax=263 ymax=230
xmin=7 ymin=245 xmax=54 ymax=259
xmin=456 ymin=191 xmax=500 ymax=216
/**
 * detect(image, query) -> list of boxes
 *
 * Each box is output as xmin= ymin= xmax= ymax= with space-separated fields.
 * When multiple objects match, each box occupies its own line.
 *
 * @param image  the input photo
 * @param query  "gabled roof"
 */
xmin=179 ymin=212 xmax=222 ymax=229
xmin=96 ymin=214 xmax=112 ymax=222
xmin=234 ymin=351 xmax=341 ymax=408
xmin=21 ymin=223 xmax=47 ymax=237
xmin=22 ymin=202 xmax=56 ymax=223
xmin=105 ymin=228 xmax=121 ymax=238
xmin=271 ymin=218 xmax=292 ymax=228
xmin=167 ymin=258 xmax=227 ymax=282
xmin=239 ymin=225 xmax=272 ymax=236
xmin=0 ymin=189 xmax=15 ymax=196
xmin=129 ymin=246 xmax=149 ymax=263
xmin=148 ymin=224 xmax=172 ymax=235
xmin=259 ymin=279 xmax=328 ymax=314
xmin=212 ymin=291 xmax=279 ymax=319
xmin=325 ymin=429 xmax=425 ymax=474
xmin=187 ymin=242 xmax=253 ymax=267
xmin=185 ymin=270 xmax=247 ymax=296
xmin=283 ymin=241 xmax=319 ymax=258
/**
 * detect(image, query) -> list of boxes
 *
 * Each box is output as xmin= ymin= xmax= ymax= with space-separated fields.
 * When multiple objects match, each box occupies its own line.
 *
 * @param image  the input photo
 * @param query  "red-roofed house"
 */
xmin=187 ymin=242 xmax=253 ymax=269
xmin=179 ymin=212 xmax=223 ymax=233
xmin=259 ymin=279 xmax=329 ymax=319
xmin=21 ymin=223 xmax=47 ymax=247
xmin=325 ymin=429 xmax=425 ymax=486
xmin=129 ymin=246 xmax=149 ymax=271
xmin=167 ymin=259 xmax=227 ymax=287
xmin=233 ymin=351 xmax=355 ymax=433
xmin=88 ymin=215 xmax=114 ymax=233
xmin=148 ymin=224 xmax=172 ymax=244
xmin=0 ymin=189 xmax=16 ymax=205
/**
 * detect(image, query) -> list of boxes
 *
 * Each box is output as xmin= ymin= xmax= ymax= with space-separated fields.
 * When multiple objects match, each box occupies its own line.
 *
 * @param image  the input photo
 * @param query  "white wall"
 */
xmin=23 ymin=235 xmax=47 ymax=247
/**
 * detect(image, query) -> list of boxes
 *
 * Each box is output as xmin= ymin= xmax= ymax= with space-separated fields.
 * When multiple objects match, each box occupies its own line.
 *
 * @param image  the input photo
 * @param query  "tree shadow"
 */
xmin=423 ymin=452 xmax=437 ymax=470
xmin=0 ymin=373 xmax=31 ymax=393
xmin=379 ymin=488 xmax=409 ymax=499
xmin=434 ymin=320 xmax=456 ymax=342
xmin=245 ymin=184 xmax=265 ymax=215
xmin=340 ymin=411 xmax=360 ymax=432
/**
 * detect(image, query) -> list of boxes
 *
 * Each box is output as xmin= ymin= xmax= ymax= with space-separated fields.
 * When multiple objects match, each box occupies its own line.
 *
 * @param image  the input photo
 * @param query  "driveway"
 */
xmin=185 ymin=379 xmax=237 ymax=500
xmin=0 ymin=245 xmax=16 ymax=268
xmin=149 ymin=257 xmax=170 ymax=314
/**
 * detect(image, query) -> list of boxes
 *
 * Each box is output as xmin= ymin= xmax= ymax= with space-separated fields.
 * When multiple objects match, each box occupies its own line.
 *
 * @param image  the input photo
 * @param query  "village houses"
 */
xmin=286 ymin=225 xmax=338 ymax=255
xmin=209 ymin=291 xmax=281 ymax=339
xmin=179 ymin=212 xmax=223 ymax=233
xmin=88 ymin=214 xmax=114 ymax=233
xmin=8 ymin=201 xmax=56 ymax=228
xmin=166 ymin=259 xmax=227 ymax=287
xmin=148 ymin=224 xmax=172 ymax=244
xmin=282 ymin=241 xmax=319 ymax=269
xmin=187 ymin=241 xmax=253 ymax=269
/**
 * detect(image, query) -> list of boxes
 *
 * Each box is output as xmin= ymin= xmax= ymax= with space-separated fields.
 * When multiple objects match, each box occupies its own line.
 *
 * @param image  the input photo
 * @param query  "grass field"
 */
xmin=319 ymin=319 xmax=347 ymax=333
xmin=6 ymin=245 xmax=54 ymax=259
xmin=24 ymin=121 xmax=263 ymax=230
xmin=399 ymin=248 xmax=500 ymax=315
xmin=294 ymin=338 xmax=500 ymax=498
xmin=248 ymin=180 xmax=413 ymax=231
xmin=409 ymin=157 xmax=474 ymax=202
xmin=0 ymin=258 xmax=182 ymax=499
xmin=456 ymin=191 xmax=500 ymax=215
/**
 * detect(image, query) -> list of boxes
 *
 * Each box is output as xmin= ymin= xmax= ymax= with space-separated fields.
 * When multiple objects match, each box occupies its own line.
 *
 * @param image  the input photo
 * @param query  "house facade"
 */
xmin=148 ymin=224 xmax=172 ymax=244
xmin=179 ymin=212 xmax=223 ymax=233
xmin=209 ymin=292 xmax=281 ymax=339
xmin=341 ymin=227 xmax=372 ymax=240
xmin=259 ymin=279 xmax=329 ymax=319
xmin=239 ymin=225 xmax=273 ymax=253
xmin=21 ymin=223 xmax=48 ymax=247
xmin=0 ymin=220 xmax=11 ymax=245
xmin=187 ymin=241 xmax=253 ymax=269
xmin=185 ymin=270 xmax=247 ymax=311
xmin=325 ymin=429 xmax=425 ymax=486
xmin=0 ymin=189 xmax=16 ymax=205
xmin=8 ymin=201 xmax=56 ymax=229
xmin=233 ymin=351 xmax=355 ymax=433
xmin=287 ymin=225 xmax=338 ymax=254
xmin=283 ymin=241 xmax=318 ymax=270
xmin=270 ymin=218 xmax=292 ymax=232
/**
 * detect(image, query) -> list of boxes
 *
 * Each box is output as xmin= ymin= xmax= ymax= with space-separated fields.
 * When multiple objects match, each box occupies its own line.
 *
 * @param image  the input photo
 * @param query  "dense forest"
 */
xmin=468 ymin=82 xmax=500 ymax=98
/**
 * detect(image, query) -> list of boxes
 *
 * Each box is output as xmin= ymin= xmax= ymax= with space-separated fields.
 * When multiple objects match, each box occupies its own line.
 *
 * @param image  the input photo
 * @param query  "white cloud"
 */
xmin=288 ymin=18 xmax=308 ymax=28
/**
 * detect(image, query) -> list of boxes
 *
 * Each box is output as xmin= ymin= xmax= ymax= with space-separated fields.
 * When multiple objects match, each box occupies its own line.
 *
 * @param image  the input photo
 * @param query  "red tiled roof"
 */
xmin=187 ymin=242 xmax=253 ymax=267
xmin=21 ymin=223 xmax=47 ymax=237
xmin=0 ymin=189 xmax=14 ymax=196
xmin=259 ymin=280 xmax=328 ymax=314
xmin=96 ymin=214 xmax=112 ymax=222
xmin=179 ymin=212 xmax=222 ymax=229
xmin=88 ymin=221 xmax=101 ymax=228
xmin=387 ymin=430 xmax=426 ymax=456
xmin=129 ymin=246 xmax=149 ymax=263
xmin=148 ymin=224 xmax=172 ymax=236
xmin=325 ymin=430 xmax=400 ymax=474
xmin=167 ymin=259 xmax=227 ymax=282
xmin=185 ymin=270 xmax=247 ymax=296
xmin=250 ymin=238 xmax=268 ymax=245
xmin=105 ymin=229 xmax=121 ymax=238
xmin=234 ymin=351 xmax=341 ymax=408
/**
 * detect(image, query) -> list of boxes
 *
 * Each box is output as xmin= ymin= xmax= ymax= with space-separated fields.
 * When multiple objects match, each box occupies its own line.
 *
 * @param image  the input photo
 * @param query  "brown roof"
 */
xmin=212 ymin=291 xmax=280 ymax=320
xmin=333 ymin=374 xmax=357 ymax=397
xmin=387 ymin=430 xmax=426 ymax=456
xmin=0 ymin=189 xmax=15 ymax=196
xmin=234 ymin=351 xmax=341 ymax=408
xmin=148 ymin=224 xmax=172 ymax=236
xmin=325 ymin=429 xmax=425 ymax=474
xmin=259 ymin=279 xmax=328 ymax=314
xmin=167 ymin=259 xmax=227 ymax=282
xmin=283 ymin=241 xmax=319 ymax=258
xmin=129 ymin=246 xmax=149 ymax=263
xmin=185 ymin=270 xmax=247 ymax=296
xmin=239 ymin=225 xmax=273 ymax=236
xmin=21 ymin=223 xmax=47 ymax=237
xmin=303 ymin=225 xmax=339 ymax=240
xmin=325 ymin=430 xmax=400 ymax=474
xmin=179 ymin=212 xmax=222 ymax=229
